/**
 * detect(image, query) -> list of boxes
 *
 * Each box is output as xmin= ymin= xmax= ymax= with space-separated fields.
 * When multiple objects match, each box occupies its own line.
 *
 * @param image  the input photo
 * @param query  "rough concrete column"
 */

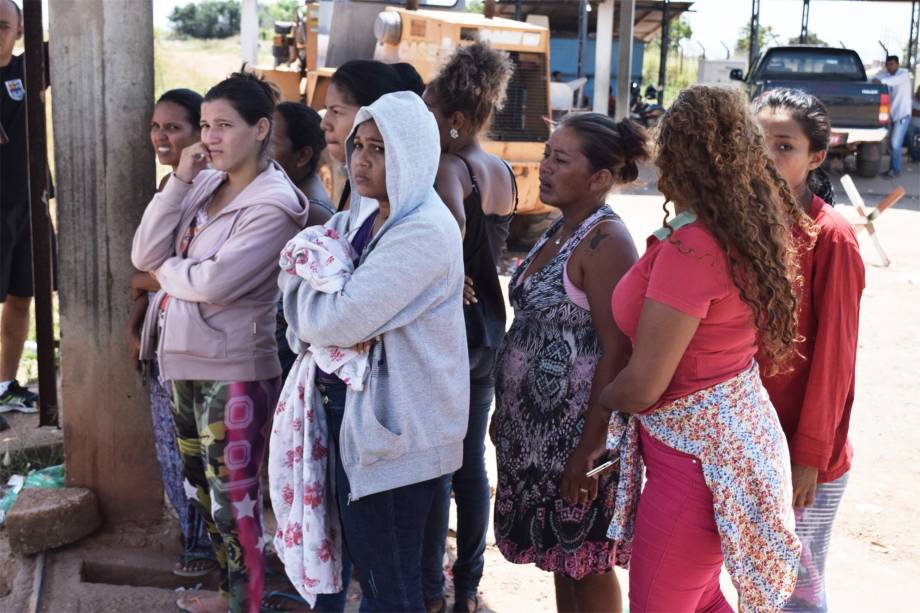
xmin=49 ymin=0 xmax=162 ymax=522
xmin=240 ymin=0 xmax=259 ymax=65
xmin=593 ymin=0 xmax=614 ymax=114
xmin=614 ymin=0 xmax=635 ymax=120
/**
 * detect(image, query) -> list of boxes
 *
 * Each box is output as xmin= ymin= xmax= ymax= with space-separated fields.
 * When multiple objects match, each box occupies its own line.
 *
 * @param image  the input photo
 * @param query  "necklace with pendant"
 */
xmin=554 ymin=226 xmax=572 ymax=246
xmin=553 ymin=203 xmax=605 ymax=246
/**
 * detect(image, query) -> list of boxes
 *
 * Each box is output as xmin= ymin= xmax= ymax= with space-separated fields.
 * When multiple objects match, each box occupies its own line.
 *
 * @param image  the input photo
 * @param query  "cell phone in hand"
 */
xmin=585 ymin=459 xmax=618 ymax=478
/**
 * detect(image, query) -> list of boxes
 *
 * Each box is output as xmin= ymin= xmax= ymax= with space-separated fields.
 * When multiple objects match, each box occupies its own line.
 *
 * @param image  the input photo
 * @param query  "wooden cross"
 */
xmin=839 ymin=174 xmax=906 ymax=267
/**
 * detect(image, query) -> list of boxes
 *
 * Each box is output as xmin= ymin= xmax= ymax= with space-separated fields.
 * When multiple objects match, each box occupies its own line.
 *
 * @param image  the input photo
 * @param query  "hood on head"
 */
xmin=345 ymin=90 xmax=441 ymax=227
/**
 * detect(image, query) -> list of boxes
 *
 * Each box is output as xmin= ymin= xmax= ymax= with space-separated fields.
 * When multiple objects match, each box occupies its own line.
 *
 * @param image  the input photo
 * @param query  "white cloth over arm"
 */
xmin=268 ymin=225 xmax=372 ymax=604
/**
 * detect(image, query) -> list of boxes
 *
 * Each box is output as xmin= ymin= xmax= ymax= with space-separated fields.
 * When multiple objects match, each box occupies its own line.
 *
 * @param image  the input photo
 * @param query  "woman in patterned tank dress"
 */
xmin=492 ymin=114 xmax=649 ymax=612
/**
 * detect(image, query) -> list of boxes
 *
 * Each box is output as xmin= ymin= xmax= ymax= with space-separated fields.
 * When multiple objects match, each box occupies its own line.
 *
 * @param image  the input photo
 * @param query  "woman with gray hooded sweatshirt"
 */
xmin=280 ymin=90 xmax=468 ymax=611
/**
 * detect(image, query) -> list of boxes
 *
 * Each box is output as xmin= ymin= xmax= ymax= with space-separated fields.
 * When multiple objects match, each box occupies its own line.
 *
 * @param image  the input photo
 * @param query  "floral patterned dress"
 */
xmin=493 ymin=206 xmax=618 ymax=579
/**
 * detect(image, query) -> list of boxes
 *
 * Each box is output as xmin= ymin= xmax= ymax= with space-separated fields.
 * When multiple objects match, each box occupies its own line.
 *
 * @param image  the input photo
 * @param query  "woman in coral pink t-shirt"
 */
xmin=600 ymin=86 xmax=816 ymax=612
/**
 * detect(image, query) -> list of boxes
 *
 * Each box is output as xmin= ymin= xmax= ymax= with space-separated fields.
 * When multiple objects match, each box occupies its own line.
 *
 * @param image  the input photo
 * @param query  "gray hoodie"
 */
xmin=280 ymin=91 xmax=469 ymax=500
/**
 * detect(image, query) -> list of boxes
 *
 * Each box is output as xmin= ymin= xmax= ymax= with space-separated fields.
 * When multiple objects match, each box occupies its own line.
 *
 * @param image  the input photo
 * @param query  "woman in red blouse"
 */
xmin=755 ymin=88 xmax=865 ymax=612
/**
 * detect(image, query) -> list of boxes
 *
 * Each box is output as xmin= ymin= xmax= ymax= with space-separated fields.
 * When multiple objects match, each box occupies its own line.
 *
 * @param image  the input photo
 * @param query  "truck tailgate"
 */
xmin=760 ymin=80 xmax=887 ymax=128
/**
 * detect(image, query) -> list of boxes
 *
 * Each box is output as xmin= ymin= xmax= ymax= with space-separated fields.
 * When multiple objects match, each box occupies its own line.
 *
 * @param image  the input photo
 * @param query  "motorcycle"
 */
xmin=629 ymin=83 xmax=665 ymax=128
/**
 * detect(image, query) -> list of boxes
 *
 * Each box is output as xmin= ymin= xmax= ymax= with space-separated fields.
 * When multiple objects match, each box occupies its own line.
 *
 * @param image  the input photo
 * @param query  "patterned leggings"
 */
xmin=172 ymin=378 xmax=281 ymax=613
xmin=147 ymin=362 xmax=211 ymax=557
xmin=783 ymin=472 xmax=849 ymax=613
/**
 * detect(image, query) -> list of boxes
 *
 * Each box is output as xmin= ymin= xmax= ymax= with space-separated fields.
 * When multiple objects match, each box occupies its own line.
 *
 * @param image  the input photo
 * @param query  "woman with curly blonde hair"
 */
xmin=600 ymin=86 xmax=811 ymax=612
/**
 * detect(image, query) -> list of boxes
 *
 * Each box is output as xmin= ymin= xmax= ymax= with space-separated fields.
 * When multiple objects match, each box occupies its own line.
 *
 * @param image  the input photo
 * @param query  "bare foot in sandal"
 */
xmin=260 ymin=591 xmax=312 ymax=612
xmin=176 ymin=593 xmax=227 ymax=613
xmin=174 ymin=557 xmax=219 ymax=577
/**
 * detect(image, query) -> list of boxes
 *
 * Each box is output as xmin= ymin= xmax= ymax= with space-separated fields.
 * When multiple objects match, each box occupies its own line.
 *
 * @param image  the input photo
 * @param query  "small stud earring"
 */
xmin=450 ymin=128 xmax=460 ymax=139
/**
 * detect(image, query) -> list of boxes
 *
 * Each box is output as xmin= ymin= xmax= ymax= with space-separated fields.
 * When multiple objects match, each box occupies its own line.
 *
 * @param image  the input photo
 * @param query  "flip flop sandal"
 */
xmin=176 ymin=594 xmax=225 ymax=613
xmin=174 ymin=556 xmax=219 ymax=578
xmin=260 ymin=590 xmax=310 ymax=613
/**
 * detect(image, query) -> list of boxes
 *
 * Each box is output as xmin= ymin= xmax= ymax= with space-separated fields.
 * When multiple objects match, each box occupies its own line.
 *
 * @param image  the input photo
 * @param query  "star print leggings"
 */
xmin=172 ymin=378 xmax=281 ymax=613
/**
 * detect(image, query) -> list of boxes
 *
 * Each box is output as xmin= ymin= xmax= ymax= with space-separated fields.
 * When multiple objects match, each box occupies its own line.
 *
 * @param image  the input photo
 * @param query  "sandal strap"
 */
xmin=260 ymin=590 xmax=308 ymax=612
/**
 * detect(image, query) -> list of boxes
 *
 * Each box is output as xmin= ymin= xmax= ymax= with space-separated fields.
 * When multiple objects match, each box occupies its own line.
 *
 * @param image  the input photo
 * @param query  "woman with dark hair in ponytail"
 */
xmin=492 ymin=113 xmax=647 ymax=612
xmin=420 ymin=41 xmax=516 ymax=613
xmin=754 ymin=88 xmax=865 ymax=613
xmin=132 ymin=70 xmax=309 ymax=613
xmin=319 ymin=60 xmax=424 ymax=211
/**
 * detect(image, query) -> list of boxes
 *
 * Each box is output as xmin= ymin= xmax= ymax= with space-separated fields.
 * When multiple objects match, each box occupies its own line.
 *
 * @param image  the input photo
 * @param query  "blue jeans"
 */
xmin=888 ymin=116 xmax=909 ymax=174
xmin=321 ymin=380 xmax=447 ymax=612
xmin=422 ymin=348 xmax=495 ymax=603
xmin=313 ymin=381 xmax=352 ymax=613
xmin=907 ymin=123 xmax=920 ymax=161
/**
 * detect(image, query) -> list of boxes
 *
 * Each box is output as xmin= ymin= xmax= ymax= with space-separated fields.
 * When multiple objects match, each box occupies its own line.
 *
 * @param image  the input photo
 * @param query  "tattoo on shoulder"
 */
xmin=589 ymin=231 xmax=609 ymax=250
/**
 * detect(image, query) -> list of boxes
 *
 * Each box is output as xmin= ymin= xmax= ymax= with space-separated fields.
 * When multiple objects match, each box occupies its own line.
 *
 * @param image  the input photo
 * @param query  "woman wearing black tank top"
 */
xmin=421 ymin=42 xmax=516 ymax=613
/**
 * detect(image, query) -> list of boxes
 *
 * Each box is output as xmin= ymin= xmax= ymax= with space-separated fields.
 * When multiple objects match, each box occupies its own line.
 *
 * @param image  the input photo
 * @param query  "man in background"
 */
xmin=0 ymin=0 xmax=38 ymax=417
xmin=909 ymin=85 xmax=920 ymax=162
xmin=874 ymin=55 xmax=912 ymax=178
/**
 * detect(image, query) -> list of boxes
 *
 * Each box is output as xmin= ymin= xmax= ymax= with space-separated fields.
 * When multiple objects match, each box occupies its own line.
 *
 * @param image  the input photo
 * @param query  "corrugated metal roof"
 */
xmin=493 ymin=1 xmax=695 ymax=41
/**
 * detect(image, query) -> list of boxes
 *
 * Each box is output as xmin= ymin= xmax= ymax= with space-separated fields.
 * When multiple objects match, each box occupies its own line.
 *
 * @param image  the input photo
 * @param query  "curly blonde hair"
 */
xmin=655 ymin=86 xmax=815 ymax=372
xmin=427 ymin=41 xmax=514 ymax=131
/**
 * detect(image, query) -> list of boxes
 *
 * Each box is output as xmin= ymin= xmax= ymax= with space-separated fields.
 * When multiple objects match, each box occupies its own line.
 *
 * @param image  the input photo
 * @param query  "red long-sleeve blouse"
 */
xmin=759 ymin=195 xmax=865 ymax=483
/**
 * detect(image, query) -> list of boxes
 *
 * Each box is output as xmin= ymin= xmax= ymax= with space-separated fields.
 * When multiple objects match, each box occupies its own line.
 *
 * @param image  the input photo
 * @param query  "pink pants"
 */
xmin=629 ymin=425 xmax=733 ymax=613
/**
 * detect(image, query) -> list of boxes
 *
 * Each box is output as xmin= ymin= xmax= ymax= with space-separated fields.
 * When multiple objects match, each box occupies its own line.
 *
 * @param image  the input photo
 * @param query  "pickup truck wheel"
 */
xmin=856 ymin=142 xmax=882 ymax=178
xmin=508 ymin=211 xmax=562 ymax=251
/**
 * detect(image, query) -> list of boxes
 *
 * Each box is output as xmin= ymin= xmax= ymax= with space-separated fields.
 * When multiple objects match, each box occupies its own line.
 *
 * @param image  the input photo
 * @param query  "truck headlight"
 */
xmin=374 ymin=12 xmax=402 ymax=45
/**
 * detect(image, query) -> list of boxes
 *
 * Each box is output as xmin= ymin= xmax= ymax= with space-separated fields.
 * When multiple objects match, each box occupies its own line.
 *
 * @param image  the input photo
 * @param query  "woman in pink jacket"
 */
xmin=131 ymin=71 xmax=308 ymax=613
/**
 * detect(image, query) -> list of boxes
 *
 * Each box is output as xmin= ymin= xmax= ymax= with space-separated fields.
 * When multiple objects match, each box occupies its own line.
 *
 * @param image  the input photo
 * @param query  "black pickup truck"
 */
xmin=731 ymin=46 xmax=891 ymax=177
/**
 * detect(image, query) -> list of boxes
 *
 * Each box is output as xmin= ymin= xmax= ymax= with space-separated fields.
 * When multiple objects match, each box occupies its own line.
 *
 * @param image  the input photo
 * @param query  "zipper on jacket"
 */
xmin=156 ymin=302 xmax=168 ymax=384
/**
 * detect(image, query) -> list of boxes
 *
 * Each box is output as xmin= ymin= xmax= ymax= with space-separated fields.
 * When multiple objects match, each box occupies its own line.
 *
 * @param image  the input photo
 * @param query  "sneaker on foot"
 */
xmin=0 ymin=380 xmax=39 ymax=413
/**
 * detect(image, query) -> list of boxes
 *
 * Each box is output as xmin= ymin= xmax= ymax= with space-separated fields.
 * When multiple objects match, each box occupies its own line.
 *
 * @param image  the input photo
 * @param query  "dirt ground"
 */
xmin=3 ymin=178 xmax=918 ymax=612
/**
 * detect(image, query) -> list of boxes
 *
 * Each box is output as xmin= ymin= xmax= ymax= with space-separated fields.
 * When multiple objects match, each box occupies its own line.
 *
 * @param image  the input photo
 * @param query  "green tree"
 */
xmin=645 ymin=16 xmax=693 ymax=57
xmin=735 ymin=24 xmax=780 ymax=55
xmin=466 ymin=1 xmax=484 ymax=14
xmin=169 ymin=0 xmax=241 ymax=39
xmin=260 ymin=0 xmax=302 ymax=29
xmin=788 ymin=33 xmax=827 ymax=46
xmin=667 ymin=16 xmax=693 ymax=53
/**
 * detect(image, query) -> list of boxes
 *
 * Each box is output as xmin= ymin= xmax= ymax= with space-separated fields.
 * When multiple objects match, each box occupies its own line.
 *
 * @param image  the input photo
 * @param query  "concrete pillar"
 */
xmin=593 ymin=0 xmax=614 ymax=114
xmin=49 ymin=0 xmax=162 ymax=523
xmin=241 ymin=0 xmax=260 ymax=66
xmin=614 ymin=0 xmax=635 ymax=120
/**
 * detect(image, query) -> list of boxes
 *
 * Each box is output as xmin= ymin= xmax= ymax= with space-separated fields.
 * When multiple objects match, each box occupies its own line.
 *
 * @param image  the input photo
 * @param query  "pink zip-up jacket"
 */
xmin=132 ymin=162 xmax=309 ymax=382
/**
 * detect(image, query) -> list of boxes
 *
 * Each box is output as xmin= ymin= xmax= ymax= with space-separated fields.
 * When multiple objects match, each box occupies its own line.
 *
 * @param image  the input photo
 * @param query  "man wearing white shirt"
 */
xmin=874 ymin=55 xmax=912 ymax=177
xmin=909 ymin=85 xmax=920 ymax=162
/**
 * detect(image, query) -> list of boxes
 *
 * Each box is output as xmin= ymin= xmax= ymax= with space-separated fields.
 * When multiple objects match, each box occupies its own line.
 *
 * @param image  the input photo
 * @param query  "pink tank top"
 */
xmin=563 ymin=256 xmax=591 ymax=311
